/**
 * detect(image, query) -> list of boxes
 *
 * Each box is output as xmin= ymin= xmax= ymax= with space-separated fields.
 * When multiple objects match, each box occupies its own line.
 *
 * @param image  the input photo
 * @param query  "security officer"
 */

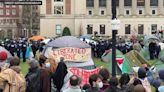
xmin=9 ymin=40 xmax=17 ymax=56
xmin=17 ymin=41 xmax=22 ymax=59
xmin=22 ymin=42 xmax=27 ymax=62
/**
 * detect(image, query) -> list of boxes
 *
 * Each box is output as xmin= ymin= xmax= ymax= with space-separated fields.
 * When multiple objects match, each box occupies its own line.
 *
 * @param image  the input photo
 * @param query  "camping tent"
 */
xmin=101 ymin=49 xmax=134 ymax=74
xmin=43 ymin=36 xmax=95 ymax=69
xmin=144 ymin=35 xmax=159 ymax=47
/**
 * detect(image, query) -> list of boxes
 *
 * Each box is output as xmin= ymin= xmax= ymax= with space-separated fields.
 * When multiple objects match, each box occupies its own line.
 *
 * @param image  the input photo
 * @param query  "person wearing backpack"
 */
xmin=0 ymin=57 xmax=26 ymax=92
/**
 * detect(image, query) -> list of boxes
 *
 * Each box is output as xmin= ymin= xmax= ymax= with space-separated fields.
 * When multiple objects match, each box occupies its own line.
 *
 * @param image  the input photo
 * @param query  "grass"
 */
xmin=20 ymin=61 xmax=29 ymax=75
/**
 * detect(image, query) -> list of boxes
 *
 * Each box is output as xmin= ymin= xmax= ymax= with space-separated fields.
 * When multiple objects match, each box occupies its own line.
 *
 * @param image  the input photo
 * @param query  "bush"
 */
xmin=62 ymin=27 xmax=71 ymax=36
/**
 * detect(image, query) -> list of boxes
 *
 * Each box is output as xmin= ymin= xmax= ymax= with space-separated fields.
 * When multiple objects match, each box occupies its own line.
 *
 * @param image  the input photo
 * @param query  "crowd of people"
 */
xmin=0 ymin=50 xmax=163 ymax=92
xmin=0 ymin=37 xmax=163 ymax=92
xmin=0 ymin=38 xmax=46 ymax=62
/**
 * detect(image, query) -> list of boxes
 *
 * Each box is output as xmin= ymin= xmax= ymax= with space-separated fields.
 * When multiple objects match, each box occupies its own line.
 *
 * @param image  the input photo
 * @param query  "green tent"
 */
xmin=101 ymin=49 xmax=134 ymax=74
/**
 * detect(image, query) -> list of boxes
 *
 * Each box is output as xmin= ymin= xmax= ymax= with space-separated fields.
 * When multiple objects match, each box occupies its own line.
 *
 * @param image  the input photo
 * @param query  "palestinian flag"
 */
xmin=116 ymin=55 xmax=128 ymax=74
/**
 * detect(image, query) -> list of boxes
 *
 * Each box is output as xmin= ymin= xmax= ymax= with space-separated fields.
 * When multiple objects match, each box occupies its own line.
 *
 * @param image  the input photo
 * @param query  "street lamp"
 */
xmin=111 ymin=0 xmax=120 ymax=77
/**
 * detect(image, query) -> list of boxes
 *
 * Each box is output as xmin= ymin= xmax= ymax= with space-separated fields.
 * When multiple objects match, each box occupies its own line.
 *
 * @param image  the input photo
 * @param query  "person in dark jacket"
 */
xmin=52 ymin=58 xmax=73 ymax=92
xmin=149 ymin=41 xmax=157 ymax=60
xmin=22 ymin=42 xmax=27 ymax=62
xmin=25 ymin=59 xmax=41 ymax=92
xmin=119 ymin=73 xmax=131 ymax=92
xmin=104 ymin=77 xmax=121 ymax=92
xmin=17 ymin=42 xmax=22 ymax=59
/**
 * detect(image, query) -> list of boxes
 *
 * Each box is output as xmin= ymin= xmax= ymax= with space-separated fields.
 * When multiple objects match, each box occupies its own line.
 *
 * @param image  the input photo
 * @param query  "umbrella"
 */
xmin=29 ymin=36 xmax=45 ymax=41
xmin=0 ymin=46 xmax=12 ymax=58
xmin=47 ymin=36 xmax=91 ymax=48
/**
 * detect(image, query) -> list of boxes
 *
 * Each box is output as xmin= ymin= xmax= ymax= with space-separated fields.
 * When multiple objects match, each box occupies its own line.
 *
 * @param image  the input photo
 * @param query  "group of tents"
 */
xmin=1 ymin=35 xmax=163 ymax=75
xmin=101 ymin=35 xmax=164 ymax=74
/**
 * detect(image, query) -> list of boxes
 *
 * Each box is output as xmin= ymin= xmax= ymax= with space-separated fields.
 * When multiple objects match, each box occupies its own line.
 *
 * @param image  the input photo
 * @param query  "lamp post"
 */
xmin=111 ymin=0 xmax=120 ymax=77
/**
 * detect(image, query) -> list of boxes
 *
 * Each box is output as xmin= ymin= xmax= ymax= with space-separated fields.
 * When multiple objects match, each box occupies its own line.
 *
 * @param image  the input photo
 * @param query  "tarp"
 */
xmin=47 ymin=36 xmax=91 ymax=48
xmin=43 ymin=36 xmax=95 ymax=69
xmin=125 ymin=50 xmax=151 ymax=67
xmin=69 ymin=67 xmax=100 ymax=86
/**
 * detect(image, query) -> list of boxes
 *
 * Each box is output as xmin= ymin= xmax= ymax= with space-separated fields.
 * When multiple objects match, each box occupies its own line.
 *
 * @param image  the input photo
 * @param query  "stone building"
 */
xmin=40 ymin=0 xmax=164 ymax=38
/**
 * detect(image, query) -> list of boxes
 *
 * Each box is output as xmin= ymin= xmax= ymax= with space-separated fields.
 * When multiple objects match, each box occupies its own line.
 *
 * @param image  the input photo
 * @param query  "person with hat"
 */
xmin=0 ymin=51 xmax=9 ymax=72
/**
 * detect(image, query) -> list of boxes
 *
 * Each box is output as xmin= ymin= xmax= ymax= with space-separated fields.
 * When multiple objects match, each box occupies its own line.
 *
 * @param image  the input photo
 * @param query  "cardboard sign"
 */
xmin=52 ymin=47 xmax=91 ymax=62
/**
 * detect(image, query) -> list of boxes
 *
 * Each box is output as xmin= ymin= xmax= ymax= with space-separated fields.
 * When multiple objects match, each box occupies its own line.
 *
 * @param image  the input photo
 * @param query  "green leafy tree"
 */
xmin=62 ymin=27 xmax=71 ymax=36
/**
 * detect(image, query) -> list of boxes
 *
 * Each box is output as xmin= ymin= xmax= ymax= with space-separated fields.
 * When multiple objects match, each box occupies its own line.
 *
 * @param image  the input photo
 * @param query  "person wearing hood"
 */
xmin=25 ymin=59 xmax=41 ymax=92
xmin=0 ymin=57 xmax=26 ymax=92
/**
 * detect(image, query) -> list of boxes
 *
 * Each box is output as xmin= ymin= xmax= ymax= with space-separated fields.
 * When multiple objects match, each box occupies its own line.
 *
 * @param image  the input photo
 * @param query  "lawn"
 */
xmin=20 ymin=61 xmax=29 ymax=75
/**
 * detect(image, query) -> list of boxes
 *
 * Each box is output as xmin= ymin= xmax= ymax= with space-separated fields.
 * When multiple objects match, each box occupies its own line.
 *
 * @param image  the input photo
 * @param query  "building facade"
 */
xmin=40 ymin=0 xmax=164 ymax=37
xmin=22 ymin=5 xmax=40 ymax=37
xmin=0 ymin=2 xmax=21 ymax=39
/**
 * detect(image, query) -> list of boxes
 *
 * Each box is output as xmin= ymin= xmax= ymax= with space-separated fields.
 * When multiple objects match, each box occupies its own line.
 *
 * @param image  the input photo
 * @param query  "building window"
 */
xmin=5 ymin=5 xmax=10 ymax=8
xmin=137 ymin=0 xmax=145 ymax=6
xmin=139 ymin=10 xmax=143 ymax=14
xmin=6 ymin=9 xmax=10 ymax=15
xmin=126 ymin=10 xmax=130 ymax=15
xmin=151 ymin=24 xmax=157 ymax=34
xmin=138 ymin=24 xmax=144 ymax=34
xmin=12 ymin=5 xmax=16 ymax=8
xmin=12 ymin=9 xmax=16 ymax=15
xmin=152 ymin=10 xmax=156 ymax=14
xmin=56 ymin=25 xmax=61 ymax=35
xmin=124 ymin=0 xmax=132 ymax=6
xmin=54 ymin=0 xmax=63 ymax=1
xmin=99 ymin=0 xmax=106 ymax=7
xmin=125 ymin=24 xmax=131 ymax=34
xmin=100 ymin=24 xmax=105 ymax=34
xmin=86 ymin=0 xmax=94 ymax=7
xmin=116 ymin=0 xmax=119 ymax=6
xmin=150 ymin=0 xmax=158 ymax=6
xmin=54 ymin=6 xmax=63 ymax=14
xmin=101 ymin=10 xmax=104 ymax=15
xmin=88 ymin=10 xmax=92 ymax=15
xmin=0 ymin=9 xmax=3 ymax=15
xmin=0 ymin=3 xmax=3 ymax=7
xmin=87 ymin=24 xmax=93 ymax=34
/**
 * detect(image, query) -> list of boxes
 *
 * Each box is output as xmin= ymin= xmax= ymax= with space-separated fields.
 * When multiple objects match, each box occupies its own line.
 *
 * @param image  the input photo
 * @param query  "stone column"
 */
xmin=94 ymin=0 xmax=99 ymax=16
xmin=119 ymin=0 xmax=124 ymax=16
xmin=158 ymin=0 xmax=164 ymax=15
xmin=145 ymin=0 xmax=150 ymax=16
xmin=132 ymin=0 xmax=137 ymax=16
xmin=106 ymin=0 xmax=111 ymax=16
